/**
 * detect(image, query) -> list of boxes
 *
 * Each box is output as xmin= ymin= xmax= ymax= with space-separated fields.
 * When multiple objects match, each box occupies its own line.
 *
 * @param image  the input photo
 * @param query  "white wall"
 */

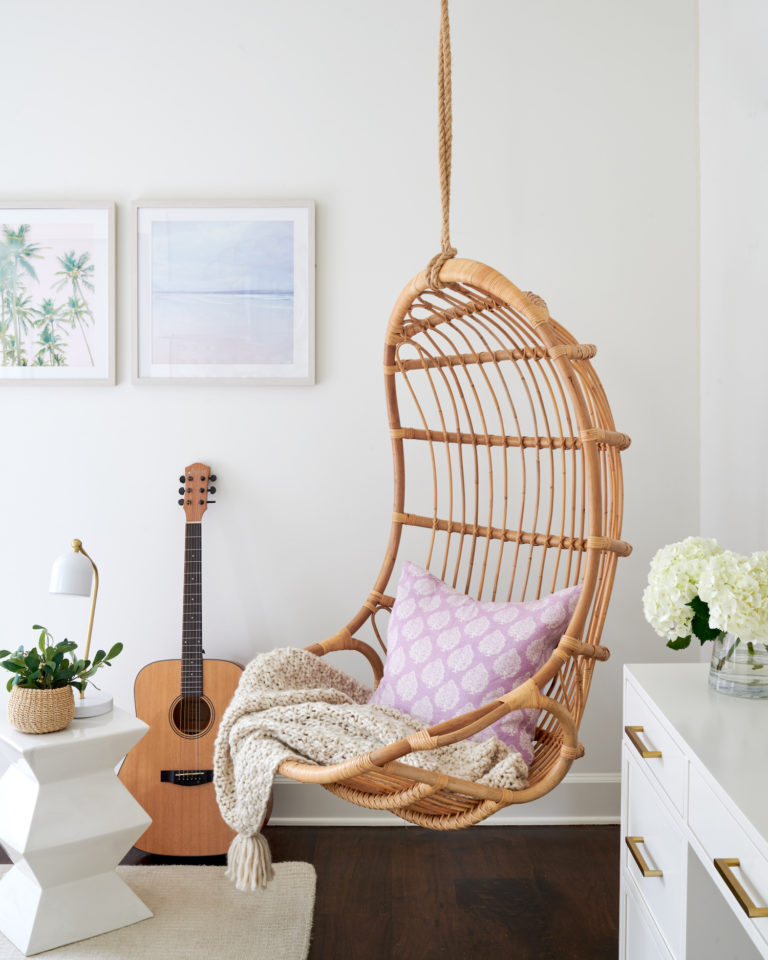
xmin=700 ymin=0 xmax=768 ymax=553
xmin=0 ymin=0 xmax=699 ymax=821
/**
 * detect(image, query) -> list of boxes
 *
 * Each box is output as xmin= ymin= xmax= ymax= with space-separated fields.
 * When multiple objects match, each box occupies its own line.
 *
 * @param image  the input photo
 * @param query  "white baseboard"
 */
xmin=269 ymin=771 xmax=621 ymax=826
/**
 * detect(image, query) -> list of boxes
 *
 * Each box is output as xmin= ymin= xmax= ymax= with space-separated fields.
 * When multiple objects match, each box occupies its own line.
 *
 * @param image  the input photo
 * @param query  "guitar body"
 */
xmin=119 ymin=658 xmax=242 ymax=856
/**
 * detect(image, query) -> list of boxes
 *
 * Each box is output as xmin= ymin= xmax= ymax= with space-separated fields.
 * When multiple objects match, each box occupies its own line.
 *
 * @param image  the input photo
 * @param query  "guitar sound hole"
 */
xmin=170 ymin=697 xmax=213 ymax=737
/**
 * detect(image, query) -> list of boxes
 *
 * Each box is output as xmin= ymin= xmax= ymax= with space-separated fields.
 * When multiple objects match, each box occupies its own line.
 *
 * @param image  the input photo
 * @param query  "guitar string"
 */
xmin=183 ymin=520 xmax=187 ymax=739
xmin=182 ymin=480 xmax=207 ymax=778
xmin=196 ymin=516 xmax=201 ymax=772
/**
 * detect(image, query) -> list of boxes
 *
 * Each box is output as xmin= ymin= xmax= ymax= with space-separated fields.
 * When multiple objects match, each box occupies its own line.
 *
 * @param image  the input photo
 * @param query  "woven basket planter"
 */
xmin=8 ymin=685 xmax=75 ymax=734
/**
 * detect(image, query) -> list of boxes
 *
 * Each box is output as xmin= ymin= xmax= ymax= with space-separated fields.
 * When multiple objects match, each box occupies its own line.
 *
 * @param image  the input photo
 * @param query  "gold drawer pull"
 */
xmin=625 ymin=836 xmax=663 ymax=878
xmin=714 ymin=858 xmax=768 ymax=918
xmin=625 ymin=725 xmax=662 ymax=759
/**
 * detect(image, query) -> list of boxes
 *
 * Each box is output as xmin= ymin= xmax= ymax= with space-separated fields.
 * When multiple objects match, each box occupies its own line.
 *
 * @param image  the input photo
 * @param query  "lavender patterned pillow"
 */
xmin=368 ymin=561 xmax=581 ymax=765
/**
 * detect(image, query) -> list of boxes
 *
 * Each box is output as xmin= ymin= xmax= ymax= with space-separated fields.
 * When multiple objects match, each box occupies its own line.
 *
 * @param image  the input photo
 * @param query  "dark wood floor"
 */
xmin=3 ymin=825 xmax=620 ymax=960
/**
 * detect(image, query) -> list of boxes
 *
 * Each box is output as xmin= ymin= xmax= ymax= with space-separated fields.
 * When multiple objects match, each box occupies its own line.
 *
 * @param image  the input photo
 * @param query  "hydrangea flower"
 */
xmin=642 ymin=537 xmax=723 ymax=644
xmin=698 ymin=551 xmax=768 ymax=643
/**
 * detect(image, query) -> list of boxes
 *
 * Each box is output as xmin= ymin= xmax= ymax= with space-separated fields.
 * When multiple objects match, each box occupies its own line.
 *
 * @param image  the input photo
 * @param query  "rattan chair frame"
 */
xmin=279 ymin=257 xmax=630 ymax=829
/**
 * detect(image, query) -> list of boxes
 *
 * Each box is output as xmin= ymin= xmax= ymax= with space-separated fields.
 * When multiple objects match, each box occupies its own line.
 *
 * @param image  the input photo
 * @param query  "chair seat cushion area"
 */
xmin=368 ymin=562 xmax=581 ymax=765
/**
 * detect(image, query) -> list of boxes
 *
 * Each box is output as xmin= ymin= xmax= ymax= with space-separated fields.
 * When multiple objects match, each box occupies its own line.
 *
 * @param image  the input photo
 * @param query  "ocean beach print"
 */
xmin=150 ymin=219 xmax=295 ymax=365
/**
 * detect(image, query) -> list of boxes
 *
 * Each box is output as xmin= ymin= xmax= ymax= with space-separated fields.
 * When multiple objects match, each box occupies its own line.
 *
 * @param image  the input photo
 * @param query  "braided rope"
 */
xmin=426 ymin=0 xmax=458 ymax=288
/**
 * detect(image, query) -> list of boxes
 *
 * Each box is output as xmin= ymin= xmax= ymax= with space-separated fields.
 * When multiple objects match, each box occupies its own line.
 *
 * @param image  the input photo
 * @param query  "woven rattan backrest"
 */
xmin=368 ymin=259 xmax=629 ymax=760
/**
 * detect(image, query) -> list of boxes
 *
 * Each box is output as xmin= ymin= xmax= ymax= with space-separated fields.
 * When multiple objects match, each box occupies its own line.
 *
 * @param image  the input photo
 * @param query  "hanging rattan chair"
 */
xmin=279 ymin=2 xmax=631 ymax=829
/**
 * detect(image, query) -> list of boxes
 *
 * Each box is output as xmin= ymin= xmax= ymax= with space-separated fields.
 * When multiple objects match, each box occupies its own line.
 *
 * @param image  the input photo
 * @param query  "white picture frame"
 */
xmin=0 ymin=201 xmax=115 ymax=385
xmin=134 ymin=201 xmax=315 ymax=385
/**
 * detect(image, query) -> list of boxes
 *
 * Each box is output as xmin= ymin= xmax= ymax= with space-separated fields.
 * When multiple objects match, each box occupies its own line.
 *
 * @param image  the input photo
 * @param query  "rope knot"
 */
xmin=426 ymin=246 xmax=458 ymax=289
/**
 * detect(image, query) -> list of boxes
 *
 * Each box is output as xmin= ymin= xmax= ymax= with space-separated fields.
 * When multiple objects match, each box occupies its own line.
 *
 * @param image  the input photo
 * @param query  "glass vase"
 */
xmin=708 ymin=633 xmax=768 ymax=699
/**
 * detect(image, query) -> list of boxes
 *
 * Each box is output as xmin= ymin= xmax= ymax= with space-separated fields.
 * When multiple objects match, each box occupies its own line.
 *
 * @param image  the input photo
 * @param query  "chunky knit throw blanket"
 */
xmin=213 ymin=648 xmax=529 ymax=890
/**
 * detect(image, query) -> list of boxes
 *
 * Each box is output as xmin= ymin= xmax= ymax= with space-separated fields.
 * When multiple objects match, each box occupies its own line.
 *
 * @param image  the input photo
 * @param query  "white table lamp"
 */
xmin=49 ymin=539 xmax=113 ymax=718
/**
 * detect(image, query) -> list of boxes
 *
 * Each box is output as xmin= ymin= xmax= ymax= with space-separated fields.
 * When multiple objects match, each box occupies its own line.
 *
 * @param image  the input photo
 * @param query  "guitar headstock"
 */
xmin=177 ymin=462 xmax=217 ymax=522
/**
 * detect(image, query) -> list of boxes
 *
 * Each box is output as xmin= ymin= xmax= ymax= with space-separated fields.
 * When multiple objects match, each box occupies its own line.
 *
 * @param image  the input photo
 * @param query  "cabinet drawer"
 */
xmin=624 ymin=678 xmax=687 ymax=815
xmin=624 ymin=747 xmax=686 ymax=957
xmin=623 ymin=877 xmax=674 ymax=960
xmin=689 ymin=766 xmax=768 ymax=950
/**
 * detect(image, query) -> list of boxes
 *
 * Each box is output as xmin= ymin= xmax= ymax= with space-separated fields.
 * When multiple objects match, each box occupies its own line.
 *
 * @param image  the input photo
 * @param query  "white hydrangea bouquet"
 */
xmin=643 ymin=537 xmax=768 ymax=681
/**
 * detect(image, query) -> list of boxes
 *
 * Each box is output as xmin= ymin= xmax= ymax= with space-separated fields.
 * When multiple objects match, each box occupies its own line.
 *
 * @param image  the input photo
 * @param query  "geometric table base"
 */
xmin=0 ymin=870 xmax=151 ymax=956
xmin=0 ymin=710 xmax=153 ymax=956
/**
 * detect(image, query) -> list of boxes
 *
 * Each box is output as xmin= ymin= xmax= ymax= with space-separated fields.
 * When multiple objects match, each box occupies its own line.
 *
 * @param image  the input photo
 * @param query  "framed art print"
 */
xmin=134 ymin=201 xmax=315 ymax=384
xmin=0 ymin=202 xmax=115 ymax=384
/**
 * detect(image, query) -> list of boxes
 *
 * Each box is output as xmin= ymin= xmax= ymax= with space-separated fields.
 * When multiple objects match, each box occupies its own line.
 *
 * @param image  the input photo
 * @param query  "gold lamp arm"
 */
xmin=72 ymin=539 xmax=99 ymax=698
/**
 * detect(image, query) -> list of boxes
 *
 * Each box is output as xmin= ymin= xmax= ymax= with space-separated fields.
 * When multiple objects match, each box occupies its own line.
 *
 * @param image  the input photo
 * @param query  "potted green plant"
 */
xmin=0 ymin=625 xmax=122 ymax=733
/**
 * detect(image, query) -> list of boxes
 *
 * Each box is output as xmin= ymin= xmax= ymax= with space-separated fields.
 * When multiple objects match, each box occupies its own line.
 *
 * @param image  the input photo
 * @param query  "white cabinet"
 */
xmin=620 ymin=664 xmax=768 ymax=960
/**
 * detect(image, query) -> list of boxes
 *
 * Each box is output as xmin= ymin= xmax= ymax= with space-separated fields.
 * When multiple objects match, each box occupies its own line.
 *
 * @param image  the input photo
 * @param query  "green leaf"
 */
xmin=105 ymin=643 xmax=123 ymax=661
xmin=6 ymin=676 xmax=15 ymax=692
xmin=0 ymin=650 xmax=10 ymax=659
xmin=55 ymin=641 xmax=78 ymax=654
xmin=1 ymin=661 xmax=27 ymax=674
xmin=666 ymin=635 xmax=692 ymax=651
xmin=687 ymin=598 xmax=721 ymax=643
xmin=688 ymin=596 xmax=708 ymax=620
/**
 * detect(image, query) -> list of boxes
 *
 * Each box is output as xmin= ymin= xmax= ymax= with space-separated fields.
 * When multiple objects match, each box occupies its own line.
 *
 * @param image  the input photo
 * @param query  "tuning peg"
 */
xmin=210 ymin=474 xmax=217 ymax=482
xmin=179 ymin=487 xmax=186 ymax=495
xmin=208 ymin=486 xmax=216 ymax=494
xmin=178 ymin=498 xmax=184 ymax=506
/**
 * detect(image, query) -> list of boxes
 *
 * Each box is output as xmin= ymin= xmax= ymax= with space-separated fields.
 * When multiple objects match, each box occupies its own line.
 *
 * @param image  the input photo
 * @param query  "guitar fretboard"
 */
xmin=181 ymin=523 xmax=203 ymax=698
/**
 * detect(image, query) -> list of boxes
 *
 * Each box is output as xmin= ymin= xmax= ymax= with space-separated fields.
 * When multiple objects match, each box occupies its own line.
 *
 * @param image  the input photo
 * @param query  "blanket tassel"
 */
xmin=226 ymin=832 xmax=275 ymax=891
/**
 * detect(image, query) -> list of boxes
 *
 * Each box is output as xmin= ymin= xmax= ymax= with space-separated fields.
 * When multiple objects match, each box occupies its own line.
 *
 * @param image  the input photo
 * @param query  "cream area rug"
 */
xmin=0 ymin=864 xmax=315 ymax=960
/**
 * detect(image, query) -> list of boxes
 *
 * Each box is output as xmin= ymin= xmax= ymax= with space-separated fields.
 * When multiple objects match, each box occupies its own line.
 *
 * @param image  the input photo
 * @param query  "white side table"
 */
xmin=0 ymin=707 xmax=152 ymax=956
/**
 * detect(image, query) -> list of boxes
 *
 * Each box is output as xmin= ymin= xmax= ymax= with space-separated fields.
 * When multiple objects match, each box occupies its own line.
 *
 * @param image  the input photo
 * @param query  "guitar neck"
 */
xmin=181 ymin=522 xmax=203 ymax=698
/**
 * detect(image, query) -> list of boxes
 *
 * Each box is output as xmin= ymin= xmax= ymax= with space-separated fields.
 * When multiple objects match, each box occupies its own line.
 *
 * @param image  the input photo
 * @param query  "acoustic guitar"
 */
xmin=119 ymin=462 xmax=243 ymax=856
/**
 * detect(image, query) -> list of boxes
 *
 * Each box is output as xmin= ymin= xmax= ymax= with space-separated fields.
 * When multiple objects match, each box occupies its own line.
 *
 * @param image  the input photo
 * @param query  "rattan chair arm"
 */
xmin=305 ymin=629 xmax=384 ymax=687
xmin=368 ymin=677 xmax=563 ymax=767
xmin=279 ymin=753 xmax=378 ymax=784
xmin=279 ymin=685 xmax=581 ymax=794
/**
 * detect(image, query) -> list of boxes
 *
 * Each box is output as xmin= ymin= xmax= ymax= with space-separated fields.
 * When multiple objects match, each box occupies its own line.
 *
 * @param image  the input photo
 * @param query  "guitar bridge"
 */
xmin=160 ymin=769 xmax=214 ymax=786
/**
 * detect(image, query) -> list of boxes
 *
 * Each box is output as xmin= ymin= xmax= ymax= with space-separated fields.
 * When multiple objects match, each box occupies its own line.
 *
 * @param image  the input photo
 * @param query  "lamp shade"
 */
xmin=49 ymin=550 xmax=94 ymax=597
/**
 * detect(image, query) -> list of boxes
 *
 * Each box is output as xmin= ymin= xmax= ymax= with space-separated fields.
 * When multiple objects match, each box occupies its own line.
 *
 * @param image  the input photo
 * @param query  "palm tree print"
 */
xmin=0 ymin=222 xmax=99 ymax=369
xmin=0 ymin=225 xmax=42 ymax=365
xmin=1 ymin=293 xmax=33 ymax=365
xmin=31 ymin=299 xmax=67 ymax=366
xmin=63 ymin=296 xmax=94 ymax=365
xmin=54 ymin=252 xmax=95 ymax=366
